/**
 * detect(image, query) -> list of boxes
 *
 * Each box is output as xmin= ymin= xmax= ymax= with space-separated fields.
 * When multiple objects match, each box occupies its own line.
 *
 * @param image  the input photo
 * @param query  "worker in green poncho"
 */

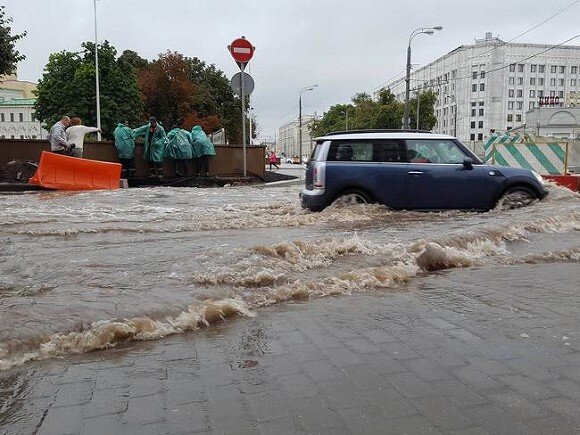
xmin=113 ymin=121 xmax=135 ymax=178
xmin=133 ymin=116 xmax=166 ymax=177
xmin=190 ymin=125 xmax=215 ymax=176
xmin=165 ymin=125 xmax=193 ymax=177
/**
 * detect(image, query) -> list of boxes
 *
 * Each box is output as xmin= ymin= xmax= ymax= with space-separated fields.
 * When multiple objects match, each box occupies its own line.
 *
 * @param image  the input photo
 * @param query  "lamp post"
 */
xmin=403 ymin=26 xmax=443 ymax=130
xmin=93 ymin=0 xmax=101 ymax=141
xmin=299 ymin=84 xmax=318 ymax=163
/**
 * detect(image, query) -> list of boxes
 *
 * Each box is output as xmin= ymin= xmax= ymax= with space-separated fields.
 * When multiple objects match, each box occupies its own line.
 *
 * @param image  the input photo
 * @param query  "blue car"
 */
xmin=300 ymin=130 xmax=548 ymax=211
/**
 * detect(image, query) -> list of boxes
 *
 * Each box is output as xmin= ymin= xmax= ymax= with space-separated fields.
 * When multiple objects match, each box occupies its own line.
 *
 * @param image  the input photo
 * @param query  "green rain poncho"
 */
xmin=165 ymin=128 xmax=193 ymax=160
xmin=133 ymin=122 xmax=166 ymax=163
xmin=190 ymin=125 xmax=216 ymax=158
xmin=113 ymin=123 xmax=135 ymax=159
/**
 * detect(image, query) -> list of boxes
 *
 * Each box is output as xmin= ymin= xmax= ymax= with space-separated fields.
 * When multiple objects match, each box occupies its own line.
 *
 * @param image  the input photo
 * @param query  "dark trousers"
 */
xmin=119 ymin=158 xmax=134 ymax=178
xmin=199 ymin=155 xmax=210 ymax=176
xmin=175 ymin=160 xmax=187 ymax=176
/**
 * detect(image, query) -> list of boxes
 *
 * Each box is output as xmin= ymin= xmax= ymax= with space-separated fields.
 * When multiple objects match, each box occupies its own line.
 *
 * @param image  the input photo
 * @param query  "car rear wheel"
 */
xmin=499 ymin=186 xmax=537 ymax=209
xmin=338 ymin=189 xmax=372 ymax=205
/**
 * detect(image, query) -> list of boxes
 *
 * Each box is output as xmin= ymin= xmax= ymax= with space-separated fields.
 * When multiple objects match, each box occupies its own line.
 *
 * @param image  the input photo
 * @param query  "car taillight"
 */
xmin=313 ymin=164 xmax=324 ymax=188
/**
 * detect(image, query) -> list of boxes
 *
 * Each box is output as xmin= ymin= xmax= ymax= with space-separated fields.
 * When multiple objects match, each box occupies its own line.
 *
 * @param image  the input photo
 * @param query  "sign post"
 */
xmin=228 ymin=37 xmax=255 ymax=178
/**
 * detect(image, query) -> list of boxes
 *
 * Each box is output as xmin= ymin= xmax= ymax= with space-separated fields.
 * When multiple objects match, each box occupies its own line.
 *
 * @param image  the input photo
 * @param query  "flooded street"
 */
xmin=0 ymin=183 xmax=579 ymax=371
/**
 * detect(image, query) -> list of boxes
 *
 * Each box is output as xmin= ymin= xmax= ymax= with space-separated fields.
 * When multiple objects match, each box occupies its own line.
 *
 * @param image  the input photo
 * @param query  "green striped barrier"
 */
xmin=484 ymin=133 xmax=568 ymax=175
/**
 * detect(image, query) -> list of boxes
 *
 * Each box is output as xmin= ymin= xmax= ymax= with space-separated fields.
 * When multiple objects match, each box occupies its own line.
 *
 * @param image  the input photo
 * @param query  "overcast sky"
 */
xmin=4 ymin=0 xmax=580 ymax=139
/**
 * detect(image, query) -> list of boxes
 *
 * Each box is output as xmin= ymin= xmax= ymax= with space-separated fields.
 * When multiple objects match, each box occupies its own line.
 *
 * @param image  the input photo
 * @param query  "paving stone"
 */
xmin=84 ymin=388 xmax=128 ymax=418
xmin=123 ymin=394 xmax=165 ymax=425
xmin=37 ymin=405 xmax=83 ymax=435
xmin=410 ymin=396 xmax=478 ymax=431
xmin=387 ymin=414 xmax=442 ymax=434
xmin=428 ymin=379 xmax=488 ymax=408
xmin=246 ymin=391 xmax=291 ymax=423
xmin=337 ymin=406 xmax=391 ymax=434
xmin=496 ymin=374 xmax=558 ymax=400
xmin=278 ymin=373 xmax=318 ymax=398
xmin=388 ymin=372 xmax=439 ymax=399
xmin=166 ymin=401 xmax=208 ymax=434
xmin=290 ymin=395 xmax=346 ymax=431
xmin=539 ymin=397 xmax=580 ymax=425
xmin=486 ymin=390 xmax=549 ymax=420
xmin=359 ymin=387 xmax=417 ymax=418
xmin=466 ymin=404 xmax=539 ymax=435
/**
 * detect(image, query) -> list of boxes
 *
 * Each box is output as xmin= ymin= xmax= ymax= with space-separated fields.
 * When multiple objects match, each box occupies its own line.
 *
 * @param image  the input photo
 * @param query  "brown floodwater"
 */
xmin=0 ymin=183 xmax=578 ymax=369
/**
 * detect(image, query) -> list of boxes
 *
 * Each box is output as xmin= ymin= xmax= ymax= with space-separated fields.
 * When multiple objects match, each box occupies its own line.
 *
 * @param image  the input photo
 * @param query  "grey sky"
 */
xmin=4 ymin=0 xmax=580 ymax=139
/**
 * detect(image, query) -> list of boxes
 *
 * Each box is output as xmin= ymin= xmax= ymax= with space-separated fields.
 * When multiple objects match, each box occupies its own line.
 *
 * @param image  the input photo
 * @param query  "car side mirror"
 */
xmin=463 ymin=157 xmax=474 ymax=170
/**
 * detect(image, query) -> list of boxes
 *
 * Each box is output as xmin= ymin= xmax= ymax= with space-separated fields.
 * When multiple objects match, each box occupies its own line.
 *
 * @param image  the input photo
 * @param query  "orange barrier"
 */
xmin=544 ymin=174 xmax=580 ymax=192
xmin=29 ymin=151 xmax=122 ymax=190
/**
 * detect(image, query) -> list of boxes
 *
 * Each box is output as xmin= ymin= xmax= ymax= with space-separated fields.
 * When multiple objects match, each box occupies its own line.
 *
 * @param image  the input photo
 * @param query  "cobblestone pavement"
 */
xmin=1 ymin=262 xmax=580 ymax=434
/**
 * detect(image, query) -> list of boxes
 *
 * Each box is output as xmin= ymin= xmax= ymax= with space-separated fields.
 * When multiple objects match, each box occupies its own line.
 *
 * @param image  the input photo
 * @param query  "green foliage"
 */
xmin=118 ymin=49 xmax=148 ymax=71
xmin=34 ymin=41 xmax=143 ymax=139
xmin=310 ymin=88 xmax=437 ymax=137
xmin=0 ymin=6 xmax=26 ymax=77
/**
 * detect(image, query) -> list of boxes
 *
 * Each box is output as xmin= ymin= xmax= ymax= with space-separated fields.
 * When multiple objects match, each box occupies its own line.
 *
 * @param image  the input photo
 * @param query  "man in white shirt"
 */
xmin=65 ymin=117 xmax=100 ymax=157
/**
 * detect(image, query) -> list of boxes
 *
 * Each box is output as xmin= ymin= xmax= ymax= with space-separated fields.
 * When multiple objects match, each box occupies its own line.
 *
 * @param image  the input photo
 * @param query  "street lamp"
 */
xmin=93 ymin=0 xmax=101 ymax=141
xmin=299 ymin=84 xmax=318 ymax=163
xmin=403 ymin=26 xmax=443 ymax=130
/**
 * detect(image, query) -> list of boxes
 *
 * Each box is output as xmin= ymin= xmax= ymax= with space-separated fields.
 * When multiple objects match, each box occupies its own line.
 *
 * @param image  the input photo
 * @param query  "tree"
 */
xmin=34 ymin=41 xmax=143 ymax=138
xmin=138 ymin=52 xmax=245 ymax=142
xmin=310 ymin=88 xmax=437 ymax=136
xmin=118 ymin=49 xmax=148 ymax=71
xmin=0 ymin=6 xmax=26 ymax=78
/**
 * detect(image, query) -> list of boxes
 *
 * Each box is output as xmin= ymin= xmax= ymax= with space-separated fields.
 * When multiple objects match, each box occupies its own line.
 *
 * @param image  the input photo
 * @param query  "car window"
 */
xmin=406 ymin=139 xmax=467 ymax=164
xmin=373 ymin=140 xmax=405 ymax=162
xmin=327 ymin=141 xmax=373 ymax=162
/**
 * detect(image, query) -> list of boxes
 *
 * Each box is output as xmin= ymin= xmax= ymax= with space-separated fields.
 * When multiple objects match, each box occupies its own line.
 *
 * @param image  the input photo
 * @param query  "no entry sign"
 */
xmin=229 ymin=37 xmax=255 ymax=64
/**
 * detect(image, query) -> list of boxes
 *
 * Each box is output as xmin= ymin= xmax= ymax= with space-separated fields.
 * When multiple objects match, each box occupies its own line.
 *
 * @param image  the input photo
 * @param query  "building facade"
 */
xmin=277 ymin=115 xmax=315 ymax=159
xmin=0 ymin=75 xmax=46 ymax=139
xmin=386 ymin=33 xmax=580 ymax=149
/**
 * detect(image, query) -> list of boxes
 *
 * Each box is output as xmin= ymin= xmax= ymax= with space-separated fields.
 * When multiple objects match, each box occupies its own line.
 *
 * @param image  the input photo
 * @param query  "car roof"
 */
xmin=315 ymin=131 xmax=455 ymax=141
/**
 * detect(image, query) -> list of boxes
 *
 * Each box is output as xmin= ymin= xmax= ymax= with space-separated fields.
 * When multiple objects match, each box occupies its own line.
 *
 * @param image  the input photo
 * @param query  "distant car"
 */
xmin=300 ymin=130 xmax=548 ymax=211
xmin=285 ymin=158 xmax=293 ymax=164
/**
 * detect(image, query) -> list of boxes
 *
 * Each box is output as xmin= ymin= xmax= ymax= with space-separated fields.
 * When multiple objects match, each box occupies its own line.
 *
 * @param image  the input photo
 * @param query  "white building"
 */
xmin=386 ymin=33 xmax=580 ymax=149
xmin=0 ymin=75 xmax=46 ymax=139
xmin=277 ymin=115 xmax=315 ymax=159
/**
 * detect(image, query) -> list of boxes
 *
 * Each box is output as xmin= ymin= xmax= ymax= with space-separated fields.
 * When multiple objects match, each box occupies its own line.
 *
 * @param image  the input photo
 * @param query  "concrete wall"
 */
xmin=0 ymin=139 xmax=265 ymax=179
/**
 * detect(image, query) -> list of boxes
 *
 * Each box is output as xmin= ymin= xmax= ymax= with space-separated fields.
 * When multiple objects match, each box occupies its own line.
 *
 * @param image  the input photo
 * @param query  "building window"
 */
xmin=0 ymin=113 xmax=4 ymax=122
xmin=508 ymin=89 xmax=515 ymax=98
xmin=550 ymin=90 xmax=556 ymax=97
xmin=470 ymin=121 xmax=476 ymax=129
xmin=18 ymin=113 xmax=23 ymax=122
xmin=550 ymin=78 xmax=556 ymax=86
xmin=508 ymin=101 xmax=514 ymax=109
xmin=507 ymin=114 xmax=513 ymax=122
xmin=516 ymin=114 xmax=522 ymax=122
xmin=480 ymin=83 xmax=485 ymax=91
xmin=471 ymin=109 xmax=476 ymax=116
xmin=32 ymin=135 xmax=37 ymax=139
xmin=480 ymin=70 xmax=486 ymax=79
xmin=509 ymin=77 xmax=515 ymax=85
xmin=517 ymin=101 xmax=523 ymax=110
xmin=19 ymin=135 xmax=24 ymax=139
xmin=472 ymin=71 xmax=478 ymax=79
xmin=479 ymin=108 xmax=484 ymax=116
xmin=551 ymin=65 xmax=557 ymax=73
xmin=529 ymin=101 xmax=535 ymax=110
xmin=572 ymin=79 xmax=577 ymax=87
xmin=517 ymin=90 xmax=523 ymax=98
xmin=10 ymin=113 xmax=14 ymax=122
xmin=477 ymin=133 xmax=483 ymax=140
xmin=518 ymin=64 xmax=524 ymax=73
xmin=530 ymin=90 xmax=536 ymax=98
xmin=470 ymin=134 xmax=476 ymax=140
xmin=478 ymin=121 xmax=483 ymax=129
xmin=559 ymin=66 xmax=565 ymax=74
xmin=518 ymin=77 xmax=524 ymax=85
xmin=471 ymin=102 xmax=477 ymax=107
xmin=10 ymin=135 xmax=14 ymax=139
xmin=472 ymin=84 xmax=477 ymax=92
xmin=558 ymin=91 xmax=564 ymax=98
xmin=559 ymin=78 xmax=565 ymax=86
xmin=531 ymin=64 xmax=537 ymax=72
xmin=572 ymin=66 xmax=578 ymax=74
xmin=479 ymin=101 xmax=484 ymax=106
xmin=530 ymin=77 xmax=536 ymax=85
xmin=509 ymin=64 xmax=516 ymax=72
xmin=538 ymin=90 xmax=543 ymax=97
xmin=539 ymin=65 xmax=545 ymax=73
xmin=538 ymin=78 xmax=544 ymax=85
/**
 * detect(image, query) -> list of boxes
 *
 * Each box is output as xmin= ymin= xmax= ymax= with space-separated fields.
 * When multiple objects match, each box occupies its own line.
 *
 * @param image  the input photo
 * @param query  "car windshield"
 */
xmin=406 ymin=139 xmax=468 ymax=164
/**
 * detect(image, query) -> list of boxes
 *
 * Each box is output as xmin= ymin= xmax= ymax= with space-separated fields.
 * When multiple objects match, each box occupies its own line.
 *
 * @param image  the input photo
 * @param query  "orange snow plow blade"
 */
xmin=29 ymin=151 xmax=122 ymax=190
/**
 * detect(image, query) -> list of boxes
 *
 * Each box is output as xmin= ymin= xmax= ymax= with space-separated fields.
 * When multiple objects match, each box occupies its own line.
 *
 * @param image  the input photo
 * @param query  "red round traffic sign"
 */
xmin=229 ymin=37 xmax=254 ymax=63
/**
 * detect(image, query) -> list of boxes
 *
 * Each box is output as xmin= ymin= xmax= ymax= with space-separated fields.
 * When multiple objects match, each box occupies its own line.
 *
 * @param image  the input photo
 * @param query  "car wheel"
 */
xmin=339 ymin=189 xmax=372 ymax=205
xmin=499 ymin=186 xmax=537 ymax=209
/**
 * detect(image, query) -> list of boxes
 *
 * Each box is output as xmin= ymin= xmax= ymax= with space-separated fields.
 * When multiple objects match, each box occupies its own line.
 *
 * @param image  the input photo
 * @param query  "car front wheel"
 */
xmin=498 ymin=186 xmax=538 ymax=209
xmin=337 ymin=189 xmax=372 ymax=205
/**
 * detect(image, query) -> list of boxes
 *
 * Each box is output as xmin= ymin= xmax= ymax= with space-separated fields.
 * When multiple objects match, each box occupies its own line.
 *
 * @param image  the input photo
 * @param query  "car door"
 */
xmin=404 ymin=139 xmax=498 ymax=209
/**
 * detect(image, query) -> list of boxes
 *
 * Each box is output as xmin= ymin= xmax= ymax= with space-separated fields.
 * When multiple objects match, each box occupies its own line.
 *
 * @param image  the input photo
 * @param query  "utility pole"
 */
xmin=93 ymin=0 xmax=101 ymax=141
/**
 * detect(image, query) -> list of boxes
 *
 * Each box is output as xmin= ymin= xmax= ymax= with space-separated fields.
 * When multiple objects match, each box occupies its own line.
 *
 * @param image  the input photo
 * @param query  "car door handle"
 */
xmin=407 ymin=171 xmax=423 ymax=175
